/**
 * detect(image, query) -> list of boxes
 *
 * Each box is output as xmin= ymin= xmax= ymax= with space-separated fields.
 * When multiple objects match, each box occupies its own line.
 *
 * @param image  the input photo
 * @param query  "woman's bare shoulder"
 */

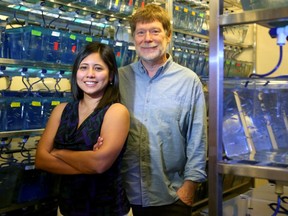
xmin=110 ymin=103 xmax=128 ymax=111
xmin=50 ymin=102 xmax=69 ymax=118
xmin=106 ymin=103 xmax=129 ymax=117
xmin=53 ymin=102 xmax=68 ymax=111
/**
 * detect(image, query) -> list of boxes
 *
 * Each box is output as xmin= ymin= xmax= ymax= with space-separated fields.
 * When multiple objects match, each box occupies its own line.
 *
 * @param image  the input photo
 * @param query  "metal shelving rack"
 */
xmin=208 ymin=1 xmax=288 ymax=215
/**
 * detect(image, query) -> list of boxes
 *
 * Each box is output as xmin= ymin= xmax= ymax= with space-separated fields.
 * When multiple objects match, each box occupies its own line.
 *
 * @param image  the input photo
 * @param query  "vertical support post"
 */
xmin=253 ymin=23 xmax=257 ymax=74
xmin=166 ymin=0 xmax=173 ymax=54
xmin=208 ymin=0 xmax=224 ymax=215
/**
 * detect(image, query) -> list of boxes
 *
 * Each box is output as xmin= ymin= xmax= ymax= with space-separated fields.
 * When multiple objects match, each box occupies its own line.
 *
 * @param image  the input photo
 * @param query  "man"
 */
xmin=119 ymin=4 xmax=207 ymax=216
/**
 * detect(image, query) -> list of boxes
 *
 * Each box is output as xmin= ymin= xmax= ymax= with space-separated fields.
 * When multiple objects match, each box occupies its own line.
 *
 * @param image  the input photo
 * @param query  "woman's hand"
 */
xmin=93 ymin=136 xmax=104 ymax=151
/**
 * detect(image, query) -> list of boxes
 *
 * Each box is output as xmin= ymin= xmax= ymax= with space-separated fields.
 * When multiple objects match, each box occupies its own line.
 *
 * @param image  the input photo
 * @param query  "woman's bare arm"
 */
xmin=51 ymin=103 xmax=130 ymax=174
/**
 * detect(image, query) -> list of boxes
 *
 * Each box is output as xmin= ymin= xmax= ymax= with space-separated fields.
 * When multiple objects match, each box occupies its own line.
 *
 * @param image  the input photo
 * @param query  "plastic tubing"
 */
xmin=249 ymin=45 xmax=283 ymax=78
xmin=271 ymin=195 xmax=281 ymax=216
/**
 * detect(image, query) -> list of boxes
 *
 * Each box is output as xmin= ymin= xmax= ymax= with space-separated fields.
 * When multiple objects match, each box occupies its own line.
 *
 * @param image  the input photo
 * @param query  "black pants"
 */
xmin=131 ymin=200 xmax=192 ymax=216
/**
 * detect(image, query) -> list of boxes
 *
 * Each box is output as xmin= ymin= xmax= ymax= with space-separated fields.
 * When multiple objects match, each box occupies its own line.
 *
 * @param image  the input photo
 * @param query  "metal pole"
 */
xmin=208 ymin=0 xmax=224 ymax=215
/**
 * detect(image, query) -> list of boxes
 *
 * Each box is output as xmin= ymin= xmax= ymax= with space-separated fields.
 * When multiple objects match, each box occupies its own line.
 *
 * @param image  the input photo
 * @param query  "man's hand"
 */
xmin=176 ymin=180 xmax=198 ymax=206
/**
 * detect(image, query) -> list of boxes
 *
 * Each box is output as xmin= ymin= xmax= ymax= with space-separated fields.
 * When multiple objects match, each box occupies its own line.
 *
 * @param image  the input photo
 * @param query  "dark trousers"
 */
xmin=131 ymin=200 xmax=192 ymax=216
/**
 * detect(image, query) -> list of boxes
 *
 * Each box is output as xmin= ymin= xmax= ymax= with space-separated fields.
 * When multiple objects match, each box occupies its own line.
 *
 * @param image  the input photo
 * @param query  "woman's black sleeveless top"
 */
xmin=54 ymin=101 xmax=130 ymax=216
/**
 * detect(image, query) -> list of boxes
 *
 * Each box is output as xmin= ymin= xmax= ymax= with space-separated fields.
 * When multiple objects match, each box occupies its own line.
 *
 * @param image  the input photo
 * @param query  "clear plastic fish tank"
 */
xmin=222 ymin=78 xmax=288 ymax=165
xmin=240 ymin=0 xmax=288 ymax=11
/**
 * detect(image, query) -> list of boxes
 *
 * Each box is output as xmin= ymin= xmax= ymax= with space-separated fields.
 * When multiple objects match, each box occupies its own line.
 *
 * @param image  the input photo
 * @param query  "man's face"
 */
xmin=133 ymin=20 xmax=171 ymax=64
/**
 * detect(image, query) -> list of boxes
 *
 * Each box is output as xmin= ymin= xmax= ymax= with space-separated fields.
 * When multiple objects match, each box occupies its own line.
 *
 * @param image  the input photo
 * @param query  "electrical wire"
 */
xmin=115 ymin=19 xmax=124 ymax=41
xmin=89 ymin=20 xmax=93 ymax=35
xmin=0 ymin=138 xmax=12 ymax=150
xmin=13 ymin=4 xmax=23 ymax=26
xmin=101 ymin=24 xmax=107 ymax=38
xmin=28 ymin=77 xmax=43 ymax=91
xmin=4 ymin=76 xmax=12 ymax=90
xmin=231 ymin=47 xmax=243 ymax=59
xmin=41 ymin=78 xmax=51 ymax=92
xmin=115 ymin=25 xmax=120 ymax=41
xmin=19 ymin=136 xmax=31 ymax=158
xmin=8 ymin=4 xmax=24 ymax=28
xmin=65 ymin=16 xmax=76 ymax=30
xmin=249 ymin=45 xmax=283 ymax=78
xmin=0 ymin=138 xmax=17 ymax=166
xmin=21 ymin=76 xmax=30 ymax=91
xmin=193 ymin=44 xmax=200 ymax=72
xmin=41 ymin=10 xmax=46 ymax=27
xmin=48 ymin=14 xmax=61 ymax=29
xmin=26 ymin=76 xmax=32 ymax=87
xmin=54 ymin=78 xmax=61 ymax=93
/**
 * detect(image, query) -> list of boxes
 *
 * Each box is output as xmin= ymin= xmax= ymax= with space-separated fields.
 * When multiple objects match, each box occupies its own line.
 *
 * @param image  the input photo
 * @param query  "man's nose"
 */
xmin=143 ymin=31 xmax=153 ymax=41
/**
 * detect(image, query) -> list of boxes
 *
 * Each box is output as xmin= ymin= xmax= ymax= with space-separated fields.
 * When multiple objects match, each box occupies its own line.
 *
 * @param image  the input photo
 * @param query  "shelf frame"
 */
xmin=218 ymin=162 xmax=288 ymax=182
xmin=208 ymin=0 xmax=224 ymax=215
xmin=219 ymin=7 xmax=288 ymax=28
xmin=208 ymin=2 xmax=288 ymax=216
xmin=0 ymin=129 xmax=44 ymax=138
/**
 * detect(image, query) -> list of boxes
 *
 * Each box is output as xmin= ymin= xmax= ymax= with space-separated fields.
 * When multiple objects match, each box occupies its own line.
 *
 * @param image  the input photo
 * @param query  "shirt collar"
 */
xmin=137 ymin=54 xmax=173 ymax=77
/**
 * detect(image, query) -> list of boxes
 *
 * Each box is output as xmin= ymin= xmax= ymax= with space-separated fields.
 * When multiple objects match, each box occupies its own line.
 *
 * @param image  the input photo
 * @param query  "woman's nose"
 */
xmin=86 ymin=68 xmax=96 ymax=77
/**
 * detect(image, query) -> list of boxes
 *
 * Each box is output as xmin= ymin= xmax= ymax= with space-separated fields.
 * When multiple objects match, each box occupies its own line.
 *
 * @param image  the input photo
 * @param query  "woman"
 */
xmin=35 ymin=42 xmax=130 ymax=216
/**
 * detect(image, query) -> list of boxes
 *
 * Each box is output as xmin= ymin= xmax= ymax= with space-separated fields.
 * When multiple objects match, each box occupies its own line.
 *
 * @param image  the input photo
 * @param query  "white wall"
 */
xmin=0 ymin=76 xmax=70 ymax=92
xmin=256 ymin=24 xmax=288 ymax=77
xmin=230 ymin=23 xmax=288 ymax=77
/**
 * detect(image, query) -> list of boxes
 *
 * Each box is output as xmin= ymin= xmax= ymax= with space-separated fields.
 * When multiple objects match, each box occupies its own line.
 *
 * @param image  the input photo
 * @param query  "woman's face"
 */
xmin=77 ymin=52 xmax=110 ymax=99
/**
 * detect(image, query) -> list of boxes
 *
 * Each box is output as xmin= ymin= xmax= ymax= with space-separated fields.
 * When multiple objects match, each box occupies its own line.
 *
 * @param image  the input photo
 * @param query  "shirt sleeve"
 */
xmin=184 ymin=78 xmax=208 ymax=183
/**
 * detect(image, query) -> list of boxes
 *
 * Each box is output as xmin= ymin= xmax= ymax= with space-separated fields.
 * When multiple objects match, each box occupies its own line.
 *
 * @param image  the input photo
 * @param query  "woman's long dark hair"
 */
xmin=70 ymin=42 xmax=120 ymax=110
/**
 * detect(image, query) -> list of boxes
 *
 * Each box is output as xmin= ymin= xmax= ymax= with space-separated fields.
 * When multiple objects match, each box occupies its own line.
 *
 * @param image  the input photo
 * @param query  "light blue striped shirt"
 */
xmin=119 ymin=54 xmax=207 ymax=207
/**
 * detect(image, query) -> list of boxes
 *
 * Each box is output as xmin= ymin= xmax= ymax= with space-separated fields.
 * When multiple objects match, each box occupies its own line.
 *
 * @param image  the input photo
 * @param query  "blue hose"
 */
xmin=249 ymin=45 xmax=283 ymax=78
xmin=272 ymin=195 xmax=281 ymax=216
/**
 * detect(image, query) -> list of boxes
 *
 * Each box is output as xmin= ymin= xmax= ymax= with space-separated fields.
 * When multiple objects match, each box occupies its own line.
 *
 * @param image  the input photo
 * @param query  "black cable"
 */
xmin=5 ymin=76 xmax=12 ymax=90
xmin=0 ymin=138 xmax=17 ymax=165
xmin=54 ymin=78 xmax=61 ymax=92
xmin=25 ymin=77 xmax=32 ymax=92
xmin=42 ymin=78 xmax=51 ymax=92
xmin=48 ymin=14 xmax=61 ymax=29
xmin=115 ymin=25 xmax=120 ymax=41
xmin=19 ymin=136 xmax=30 ymax=158
xmin=21 ymin=76 xmax=30 ymax=91
xmin=28 ymin=77 xmax=42 ymax=91
xmin=65 ymin=16 xmax=76 ymax=30
xmin=89 ymin=20 xmax=93 ymax=35
xmin=101 ymin=24 xmax=107 ymax=38
xmin=13 ymin=4 xmax=23 ymax=26
xmin=41 ymin=10 xmax=46 ymax=27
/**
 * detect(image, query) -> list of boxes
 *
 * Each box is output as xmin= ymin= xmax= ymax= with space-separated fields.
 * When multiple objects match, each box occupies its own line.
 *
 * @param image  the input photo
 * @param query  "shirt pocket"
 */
xmin=153 ymin=94 xmax=183 ymax=125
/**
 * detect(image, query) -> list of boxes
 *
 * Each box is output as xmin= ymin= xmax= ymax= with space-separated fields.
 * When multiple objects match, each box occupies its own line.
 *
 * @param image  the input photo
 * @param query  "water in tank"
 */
xmin=120 ymin=0 xmax=136 ymax=15
xmin=0 ymin=97 xmax=6 ymax=131
xmin=6 ymin=97 xmax=26 ymax=131
xmin=240 ymin=0 xmax=288 ymax=11
xmin=24 ymin=97 xmax=43 ymax=130
xmin=222 ymin=79 xmax=288 ymax=165
xmin=43 ymin=29 xmax=62 ymax=63
xmin=4 ymin=27 xmax=24 ymax=60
